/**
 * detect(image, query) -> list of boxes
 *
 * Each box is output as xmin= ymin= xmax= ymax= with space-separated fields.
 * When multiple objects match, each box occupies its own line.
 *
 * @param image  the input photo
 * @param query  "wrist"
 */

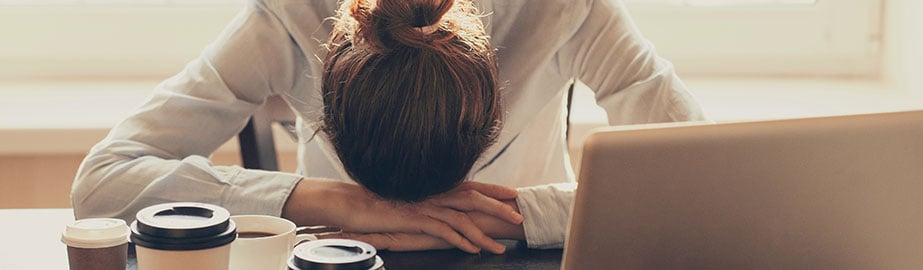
xmin=282 ymin=178 xmax=339 ymax=226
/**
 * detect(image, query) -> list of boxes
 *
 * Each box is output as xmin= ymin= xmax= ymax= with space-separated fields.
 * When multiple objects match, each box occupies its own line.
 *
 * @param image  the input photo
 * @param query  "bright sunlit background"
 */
xmin=1 ymin=0 xmax=922 ymax=208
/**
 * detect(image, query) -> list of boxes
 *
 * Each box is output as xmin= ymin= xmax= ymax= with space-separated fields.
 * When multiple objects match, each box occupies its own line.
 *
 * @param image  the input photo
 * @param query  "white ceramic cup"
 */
xmin=230 ymin=215 xmax=317 ymax=270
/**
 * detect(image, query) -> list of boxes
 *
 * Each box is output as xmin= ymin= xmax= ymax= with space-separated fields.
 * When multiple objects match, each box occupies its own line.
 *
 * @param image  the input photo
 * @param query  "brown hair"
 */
xmin=321 ymin=0 xmax=502 ymax=202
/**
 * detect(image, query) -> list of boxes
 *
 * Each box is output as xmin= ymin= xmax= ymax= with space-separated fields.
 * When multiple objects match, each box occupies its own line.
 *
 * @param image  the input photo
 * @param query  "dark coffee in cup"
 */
xmin=288 ymin=239 xmax=384 ymax=270
xmin=230 ymin=215 xmax=316 ymax=270
xmin=130 ymin=202 xmax=237 ymax=270
xmin=238 ymin=231 xmax=277 ymax=238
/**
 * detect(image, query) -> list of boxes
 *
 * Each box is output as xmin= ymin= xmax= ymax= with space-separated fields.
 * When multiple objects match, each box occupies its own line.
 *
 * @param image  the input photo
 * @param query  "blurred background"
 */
xmin=1 ymin=0 xmax=920 ymax=208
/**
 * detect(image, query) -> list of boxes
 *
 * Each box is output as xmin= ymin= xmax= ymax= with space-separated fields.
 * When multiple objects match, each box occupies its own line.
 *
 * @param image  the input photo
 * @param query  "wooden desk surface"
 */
xmin=0 ymin=208 xmax=562 ymax=269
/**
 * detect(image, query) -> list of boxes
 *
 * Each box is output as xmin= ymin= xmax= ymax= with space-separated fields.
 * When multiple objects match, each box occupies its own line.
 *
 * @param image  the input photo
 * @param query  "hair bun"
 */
xmin=339 ymin=0 xmax=487 ymax=53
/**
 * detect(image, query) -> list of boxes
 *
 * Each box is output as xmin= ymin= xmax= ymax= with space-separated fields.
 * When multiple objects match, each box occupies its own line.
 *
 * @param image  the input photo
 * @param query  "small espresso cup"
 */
xmin=230 ymin=215 xmax=318 ymax=270
xmin=130 ymin=202 xmax=237 ymax=270
xmin=60 ymin=218 xmax=130 ymax=270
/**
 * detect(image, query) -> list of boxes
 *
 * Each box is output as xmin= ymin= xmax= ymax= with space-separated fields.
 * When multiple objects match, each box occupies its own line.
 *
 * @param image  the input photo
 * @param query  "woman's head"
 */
xmin=321 ymin=0 xmax=501 ymax=202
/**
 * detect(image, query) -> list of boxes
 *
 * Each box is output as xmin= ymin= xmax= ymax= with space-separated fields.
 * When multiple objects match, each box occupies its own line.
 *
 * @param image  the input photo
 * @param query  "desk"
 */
xmin=0 ymin=209 xmax=562 ymax=269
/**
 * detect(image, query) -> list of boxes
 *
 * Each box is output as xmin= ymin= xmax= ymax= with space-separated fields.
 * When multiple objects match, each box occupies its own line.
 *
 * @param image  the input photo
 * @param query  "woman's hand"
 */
xmin=321 ymin=199 xmax=526 ymax=253
xmin=282 ymin=179 xmax=523 ymax=254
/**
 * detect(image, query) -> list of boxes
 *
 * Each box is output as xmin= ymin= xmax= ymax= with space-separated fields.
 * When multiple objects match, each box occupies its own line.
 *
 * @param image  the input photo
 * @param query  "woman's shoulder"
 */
xmin=247 ymin=0 xmax=338 ymax=35
xmin=487 ymin=0 xmax=592 ymax=11
xmin=251 ymin=0 xmax=339 ymax=12
xmin=484 ymin=0 xmax=594 ymax=42
xmin=486 ymin=0 xmax=593 ymax=27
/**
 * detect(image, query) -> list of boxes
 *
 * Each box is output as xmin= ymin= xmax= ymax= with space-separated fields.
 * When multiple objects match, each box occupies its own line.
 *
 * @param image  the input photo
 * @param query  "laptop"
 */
xmin=562 ymin=110 xmax=923 ymax=270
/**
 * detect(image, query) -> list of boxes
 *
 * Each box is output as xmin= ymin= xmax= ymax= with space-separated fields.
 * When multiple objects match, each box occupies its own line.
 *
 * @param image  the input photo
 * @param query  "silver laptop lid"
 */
xmin=563 ymin=110 xmax=923 ymax=270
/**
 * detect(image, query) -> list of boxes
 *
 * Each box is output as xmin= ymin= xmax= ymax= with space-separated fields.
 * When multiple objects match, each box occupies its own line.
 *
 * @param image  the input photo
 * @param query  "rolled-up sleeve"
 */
xmin=72 ymin=0 xmax=308 ymax=222
xmin=516 ymin=183 xmax=577 ymax=249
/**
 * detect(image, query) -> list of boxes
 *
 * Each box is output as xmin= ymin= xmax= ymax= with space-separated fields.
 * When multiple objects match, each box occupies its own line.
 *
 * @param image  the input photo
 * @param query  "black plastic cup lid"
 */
xmin=130 ymin=202 xmax=236 ymax=251
xmin=289 ymin=239 xmax=383 ymax=270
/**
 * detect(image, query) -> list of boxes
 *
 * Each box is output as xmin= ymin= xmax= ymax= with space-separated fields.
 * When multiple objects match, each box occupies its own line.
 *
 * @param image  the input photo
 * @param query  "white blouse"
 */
xmin=73 ymin=0 xmax=705 ymax=249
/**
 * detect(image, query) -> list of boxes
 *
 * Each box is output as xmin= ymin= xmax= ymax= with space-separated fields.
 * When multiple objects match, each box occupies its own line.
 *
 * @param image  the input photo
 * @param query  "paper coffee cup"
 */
xmin=288 ymin=239 xmax=384 ymax=270
xmin=61 ymin=218 xmax=130 ymax=270
xmin=130 ymin=202 xmax=237 ymax=270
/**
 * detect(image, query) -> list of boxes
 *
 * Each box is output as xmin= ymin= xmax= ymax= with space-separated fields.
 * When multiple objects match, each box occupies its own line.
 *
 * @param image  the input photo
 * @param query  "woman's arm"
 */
xmin=286 ymin=180 xmax=524 ymax=254
xmin=320 ymin=198 xmax=525 ymax=253
xmin=72 ymin=0 xmax=308 ymax=222
xmin=505 ymin=0 xmax=708 ymax=250
xmin=557 ymin=0 xmax=706 ymax=125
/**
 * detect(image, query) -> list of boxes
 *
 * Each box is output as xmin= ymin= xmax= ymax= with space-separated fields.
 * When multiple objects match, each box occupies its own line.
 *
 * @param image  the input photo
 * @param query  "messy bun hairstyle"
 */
xmin=321 ymin=0 xmax=502 ymax=202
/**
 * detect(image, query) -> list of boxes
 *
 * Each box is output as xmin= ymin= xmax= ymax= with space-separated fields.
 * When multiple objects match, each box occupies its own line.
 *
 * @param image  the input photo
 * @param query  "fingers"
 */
xmin=456 ymin=181 xmax=519 ymax=200
xmin=406 ymin=213 xmax=482 ymax=254
xmin=310 ymin=181 xmax=521 ymax=254
xmin=327 ymin=232 xmax=455 ymax=252
xmin=419 ymin=206 xmax=507 ymax=254
xmin=431 ymin=189 xmax=524 ymax=225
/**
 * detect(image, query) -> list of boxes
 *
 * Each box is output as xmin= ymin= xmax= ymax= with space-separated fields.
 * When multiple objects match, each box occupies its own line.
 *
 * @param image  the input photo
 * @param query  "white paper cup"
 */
xmin=130 ymin=202 xmax=237 ymax=270
xmin=288 ymin=239 xmax=384 ymax=270
xmin=135 ymin=244 xmax=232 ymax=270
xmin=61 ymin=218 xmax=130 ymax=270
xmin=230 ymin=215 xmax=317 ymax=270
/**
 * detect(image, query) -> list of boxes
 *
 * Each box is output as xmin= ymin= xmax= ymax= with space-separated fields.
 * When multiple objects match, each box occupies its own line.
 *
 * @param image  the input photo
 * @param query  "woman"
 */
xmin=73 ymin=0 xmax=705 ymax=254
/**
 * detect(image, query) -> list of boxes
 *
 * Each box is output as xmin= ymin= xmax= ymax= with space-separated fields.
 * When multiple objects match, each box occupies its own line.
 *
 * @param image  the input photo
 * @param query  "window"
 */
xmin=0 ymin=0 xmax=884 ymax=81
xmin=0 ymin=0 xmax=243 ymax=81
xmin=0 ymin=0 xmax=242 ymax=5
xmin=624 ymin=0 xmax=883 ymax=77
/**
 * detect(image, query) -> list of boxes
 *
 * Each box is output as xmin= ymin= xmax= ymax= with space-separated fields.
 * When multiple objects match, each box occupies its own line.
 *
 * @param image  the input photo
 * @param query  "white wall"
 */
xmin=883 ymin=0 xmax=923 ymax=96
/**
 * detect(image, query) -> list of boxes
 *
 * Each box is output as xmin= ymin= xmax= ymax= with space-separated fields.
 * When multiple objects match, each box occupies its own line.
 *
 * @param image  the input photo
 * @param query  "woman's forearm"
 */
xmin=281 ymin=178 xmax=340 ymax=227
xmin=282 ymin=180 xmax=525 ymax=253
